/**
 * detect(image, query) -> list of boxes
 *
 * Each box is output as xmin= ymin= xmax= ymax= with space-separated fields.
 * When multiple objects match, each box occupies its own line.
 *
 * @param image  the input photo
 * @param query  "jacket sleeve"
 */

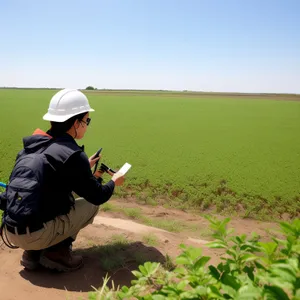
xmin=65 ymin=151 xmax=115 ymax=205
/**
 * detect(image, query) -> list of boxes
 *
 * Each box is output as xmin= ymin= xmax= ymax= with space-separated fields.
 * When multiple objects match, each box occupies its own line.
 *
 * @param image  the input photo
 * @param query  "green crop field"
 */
xmin=0 ymin=89 xmax=299 ymax=220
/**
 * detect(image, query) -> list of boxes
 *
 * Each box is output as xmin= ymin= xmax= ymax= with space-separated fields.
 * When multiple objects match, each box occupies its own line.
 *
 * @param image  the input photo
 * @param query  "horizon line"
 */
xmin=0 ymin=86 xmax=300 ymax=97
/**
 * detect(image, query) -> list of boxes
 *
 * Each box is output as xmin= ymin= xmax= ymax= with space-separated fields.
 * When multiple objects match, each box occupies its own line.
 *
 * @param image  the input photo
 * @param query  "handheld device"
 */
xmin=94 ymin=147 xmax=103 ymax=158
xmin=93 ymin=147 xmax=103 ymax=174
xmin=100 ymin=163 xmax=116 ymax=174
xmin=118 ymin=162 xmax=131 ymax=175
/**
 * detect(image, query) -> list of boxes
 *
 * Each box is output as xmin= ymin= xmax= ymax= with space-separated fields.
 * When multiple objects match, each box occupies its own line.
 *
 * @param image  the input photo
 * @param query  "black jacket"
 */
xmin=3 ymin=129 xmax=115 ymax=227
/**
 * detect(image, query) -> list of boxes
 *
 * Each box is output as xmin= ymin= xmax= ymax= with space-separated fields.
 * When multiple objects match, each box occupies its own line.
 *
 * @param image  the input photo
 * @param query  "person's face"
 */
xmin=74 ymin=113 xmax=91 ymax=139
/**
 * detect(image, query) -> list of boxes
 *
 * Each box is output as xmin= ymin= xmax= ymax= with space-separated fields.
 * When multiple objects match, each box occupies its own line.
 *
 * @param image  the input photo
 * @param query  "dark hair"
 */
xmin=49 ymin=112 xmax=87 ymax=137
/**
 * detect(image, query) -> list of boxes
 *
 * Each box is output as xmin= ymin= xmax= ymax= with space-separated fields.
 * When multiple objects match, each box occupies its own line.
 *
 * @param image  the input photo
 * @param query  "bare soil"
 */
xmin=0 ymin=199 xmax=279 ymax=300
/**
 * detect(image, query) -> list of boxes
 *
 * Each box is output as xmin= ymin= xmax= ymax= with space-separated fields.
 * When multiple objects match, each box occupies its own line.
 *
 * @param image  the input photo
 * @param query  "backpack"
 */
xmin=1 ymin=140 xmax=54 ymax=225
xmin=0 ymin=191 xmax=6 ymax=211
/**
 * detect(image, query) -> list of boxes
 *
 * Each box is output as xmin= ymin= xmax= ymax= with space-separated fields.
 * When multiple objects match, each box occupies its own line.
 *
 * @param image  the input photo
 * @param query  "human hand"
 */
xmin=111 ymin=172 xmax=125 ymax=186
xmin=94 ymin=169 xmax=104 ymax=178
xmin=89 ymin=152 xmax=101 ymax=168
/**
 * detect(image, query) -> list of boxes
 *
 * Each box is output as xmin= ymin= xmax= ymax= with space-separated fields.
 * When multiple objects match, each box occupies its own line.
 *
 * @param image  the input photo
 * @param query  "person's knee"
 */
xmin=77 ymin=198 xmax=99 ymax=218
xmin=91 ymin=204 xmax=99 ymax=217
xmin=85 ymin=204 xmax=99 ymax=224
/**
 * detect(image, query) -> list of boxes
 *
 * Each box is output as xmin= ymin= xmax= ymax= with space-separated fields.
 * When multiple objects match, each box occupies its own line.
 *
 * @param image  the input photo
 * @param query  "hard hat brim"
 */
xmin=43 ymin=108 xmax=95 ymax=122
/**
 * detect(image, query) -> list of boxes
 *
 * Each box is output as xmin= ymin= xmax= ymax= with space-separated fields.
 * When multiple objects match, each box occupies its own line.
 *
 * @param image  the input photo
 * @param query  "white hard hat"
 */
xmin=43 ymin=89 xmax=95 ymax=122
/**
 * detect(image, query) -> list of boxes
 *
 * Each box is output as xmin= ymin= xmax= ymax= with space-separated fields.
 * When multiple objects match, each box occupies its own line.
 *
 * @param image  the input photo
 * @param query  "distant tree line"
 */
xmin=85 ymin=86 xmax=97 ymax=90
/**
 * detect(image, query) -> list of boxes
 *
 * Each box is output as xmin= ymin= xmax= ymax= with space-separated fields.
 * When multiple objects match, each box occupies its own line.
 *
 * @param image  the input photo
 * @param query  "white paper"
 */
xmin=118 ymin=162 xmax=131 ymax=175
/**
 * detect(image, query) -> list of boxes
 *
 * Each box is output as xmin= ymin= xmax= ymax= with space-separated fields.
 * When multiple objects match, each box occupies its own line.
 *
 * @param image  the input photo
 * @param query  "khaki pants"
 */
xmin=5 ymin=198 xmax=99 ymax=250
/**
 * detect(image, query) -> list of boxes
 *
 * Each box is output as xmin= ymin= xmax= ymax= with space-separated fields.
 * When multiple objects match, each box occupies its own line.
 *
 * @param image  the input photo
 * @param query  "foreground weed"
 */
xmin=142 ymin=233 xmax=159 ymax=246
xmin=123 ymin=207 xmax=143 ymax=220
xmin=101 ymin=202 xmax=116 ymax=212
xmin=110 ymin=234 xmax=129 ymax=246
xmin=145 ymin=219 xmax=184 ymax=233
xmin=88 ymin=217 xmax=300 ymax=299
xmin=101 ymin=255 xmax=126 ymax=272
xmin=162 ymin=254 xmax=176 ymax=271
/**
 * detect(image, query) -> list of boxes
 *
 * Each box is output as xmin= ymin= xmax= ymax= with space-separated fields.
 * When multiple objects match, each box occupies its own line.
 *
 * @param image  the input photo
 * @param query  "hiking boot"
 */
xmin=39 ymin=246 xmax=83 ymax=272
xmin=20 ymin=250 xmax=42 ymax=270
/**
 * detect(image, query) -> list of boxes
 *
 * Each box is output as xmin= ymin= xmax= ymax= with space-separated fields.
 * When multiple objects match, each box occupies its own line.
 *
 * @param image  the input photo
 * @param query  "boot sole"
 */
xmin=39 ymin=255 xmax=83 ymax=272
xmin=20 ymin=259 xmax=40 ymax=271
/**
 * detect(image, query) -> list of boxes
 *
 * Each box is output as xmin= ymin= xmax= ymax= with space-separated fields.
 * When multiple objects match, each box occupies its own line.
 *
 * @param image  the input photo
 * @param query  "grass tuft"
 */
xmin=142 ymin=233 xmax=159 ymax=246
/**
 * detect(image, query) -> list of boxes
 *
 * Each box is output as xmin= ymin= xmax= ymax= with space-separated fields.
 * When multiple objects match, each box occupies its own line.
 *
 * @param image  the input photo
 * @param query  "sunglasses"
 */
xmin=81 ymin=117 xmax=91 ymax=126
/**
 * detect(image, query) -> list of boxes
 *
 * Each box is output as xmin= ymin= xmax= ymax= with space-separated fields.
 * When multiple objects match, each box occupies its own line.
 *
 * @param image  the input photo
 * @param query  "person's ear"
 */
xmin=74 ymin=119 xmax=81 ymax=129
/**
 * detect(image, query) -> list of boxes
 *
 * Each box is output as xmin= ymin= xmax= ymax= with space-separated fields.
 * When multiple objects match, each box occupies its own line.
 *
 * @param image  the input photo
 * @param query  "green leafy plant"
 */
xmin=88 ymin=217 xmax=300 ymax=299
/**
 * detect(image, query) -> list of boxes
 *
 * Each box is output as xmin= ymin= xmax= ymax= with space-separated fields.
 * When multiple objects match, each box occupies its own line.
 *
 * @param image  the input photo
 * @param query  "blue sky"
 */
xmin=1 ymin=0 xmax=299 ymax=93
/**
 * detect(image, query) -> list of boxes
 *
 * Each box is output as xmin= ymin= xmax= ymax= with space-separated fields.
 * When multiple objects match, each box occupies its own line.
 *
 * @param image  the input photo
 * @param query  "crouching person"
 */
xmin=0 ymin=89 xmax=125 ymax=272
